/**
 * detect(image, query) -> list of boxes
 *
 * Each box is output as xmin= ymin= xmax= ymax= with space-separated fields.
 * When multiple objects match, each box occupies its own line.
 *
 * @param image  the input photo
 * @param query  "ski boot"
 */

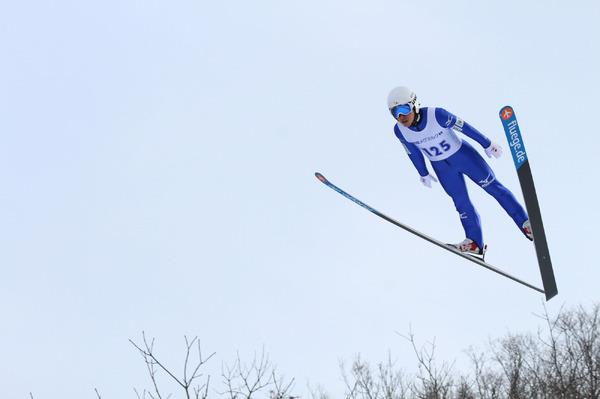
xmin=448 ymin=238 xmax=487 ymax=258
xmin=523 ymin=220 xmax=533 ymax=241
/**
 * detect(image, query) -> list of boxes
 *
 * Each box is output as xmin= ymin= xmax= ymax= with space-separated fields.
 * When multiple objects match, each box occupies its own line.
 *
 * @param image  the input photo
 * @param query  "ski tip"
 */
xmin=315 ymin=172 xmax=328 ymax=183
xmin=499 ymin=106 xmax=515 ymax=120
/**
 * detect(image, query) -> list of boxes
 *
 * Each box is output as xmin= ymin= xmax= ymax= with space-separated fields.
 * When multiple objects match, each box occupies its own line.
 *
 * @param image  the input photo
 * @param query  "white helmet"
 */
xmin=387 ymin=86 xmax=420 ymax=118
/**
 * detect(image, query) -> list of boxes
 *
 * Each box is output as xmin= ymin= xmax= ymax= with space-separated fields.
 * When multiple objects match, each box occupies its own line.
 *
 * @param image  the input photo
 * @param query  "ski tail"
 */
xmin=499 ymin=106 xmax=558 ymax=301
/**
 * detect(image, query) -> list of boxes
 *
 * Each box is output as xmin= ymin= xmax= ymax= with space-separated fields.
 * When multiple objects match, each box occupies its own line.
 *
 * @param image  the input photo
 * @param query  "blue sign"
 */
xmin=499 ymin=106 xmax=528 ymax=170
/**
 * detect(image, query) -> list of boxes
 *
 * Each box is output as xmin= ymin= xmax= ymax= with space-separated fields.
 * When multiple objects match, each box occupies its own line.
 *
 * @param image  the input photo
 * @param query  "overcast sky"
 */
xmin=2 ymin=1 xmax=599 ymax=398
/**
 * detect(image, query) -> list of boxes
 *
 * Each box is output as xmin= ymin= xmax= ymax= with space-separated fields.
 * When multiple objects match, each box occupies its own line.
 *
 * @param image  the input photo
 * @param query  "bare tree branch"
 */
xmin=130 ymin=332 xmax=215 ymax=399
xmin=220 ymin=346 xmax=295 ymax=399
xmin=398 ymin=329 xmax=455 ymax=399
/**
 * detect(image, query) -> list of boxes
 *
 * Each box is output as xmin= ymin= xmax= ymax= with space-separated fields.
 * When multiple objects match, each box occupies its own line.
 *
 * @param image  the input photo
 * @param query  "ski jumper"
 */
xmin=394 ymin=107 xmax=529 ymax=248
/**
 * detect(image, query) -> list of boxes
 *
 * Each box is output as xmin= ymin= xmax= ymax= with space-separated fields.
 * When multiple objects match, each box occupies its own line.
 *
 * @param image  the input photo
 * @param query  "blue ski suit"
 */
xmin=394 ymin=107 xmax=528 ymax=248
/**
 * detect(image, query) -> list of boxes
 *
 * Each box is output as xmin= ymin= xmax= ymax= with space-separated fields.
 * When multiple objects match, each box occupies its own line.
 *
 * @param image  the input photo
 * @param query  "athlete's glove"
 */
xmin=485 ymin=141 xmax=503 ymax=159
xmin=420 ymin=174 xmax=438 ymax=188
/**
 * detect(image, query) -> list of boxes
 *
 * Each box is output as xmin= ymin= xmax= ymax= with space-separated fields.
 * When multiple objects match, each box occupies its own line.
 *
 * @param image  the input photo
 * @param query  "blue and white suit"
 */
xmin=394 ymin=107 xmax=528 ymax=248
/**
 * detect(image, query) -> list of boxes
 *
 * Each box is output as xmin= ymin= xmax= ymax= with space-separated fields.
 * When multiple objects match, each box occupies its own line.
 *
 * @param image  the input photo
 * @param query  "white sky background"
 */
xmin=1 ymin=0 xmax=599 ymax=397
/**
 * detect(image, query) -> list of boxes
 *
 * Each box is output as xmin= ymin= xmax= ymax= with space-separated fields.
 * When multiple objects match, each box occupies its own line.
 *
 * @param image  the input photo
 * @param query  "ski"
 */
xmin=315 ymin=172 xmax=544 ymax=295
xmin=499 ymin=106 xmax=557 ymax=301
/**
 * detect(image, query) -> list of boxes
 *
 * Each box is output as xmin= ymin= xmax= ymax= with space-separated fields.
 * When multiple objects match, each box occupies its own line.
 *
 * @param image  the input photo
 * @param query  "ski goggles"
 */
xmin=389 ymin=103 xmax=413 ymax=118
